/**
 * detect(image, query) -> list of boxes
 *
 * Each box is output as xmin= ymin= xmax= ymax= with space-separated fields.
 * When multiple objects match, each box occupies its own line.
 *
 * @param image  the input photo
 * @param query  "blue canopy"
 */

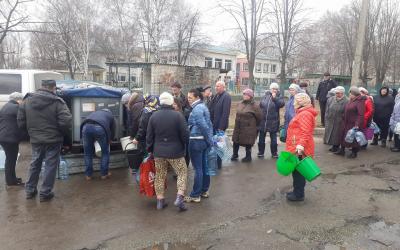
xmin=60 ymin=87 xmax=124 ymax=98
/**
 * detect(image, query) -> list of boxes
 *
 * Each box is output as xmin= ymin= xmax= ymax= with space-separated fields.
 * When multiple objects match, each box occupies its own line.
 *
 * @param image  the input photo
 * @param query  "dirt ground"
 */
xmin=0 ymin=136 xmax=399 ymax=250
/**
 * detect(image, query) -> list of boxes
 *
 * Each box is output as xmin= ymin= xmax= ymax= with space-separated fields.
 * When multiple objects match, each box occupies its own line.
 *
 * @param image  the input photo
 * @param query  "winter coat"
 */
xmin=284 ymin=95 xmax=296 ymax=129
xmin=342 ymin=95 xmax=365 ymax=148
xmin=285 ymin=106 xmax=317 ymax=157
xmin=146 ymin=105 xmax=189 ymax=159
xmin=316 ymin=79 xmax=337 ymax=103
xmin=174 ymin=92 xmax=190 ymax=112
xmin=17 ymin=89 xmax=72 ymax=144
xmin=81 ymin=110 xmax=116 ymax=141
xmin=188 ymin=100 xmax=213 ymax=146
xmin=232 ymin=100 xmax=262 ymax=146
xmin=0 ymin=100 xmax=27 ymax=143
xmin=373 ymin=86 xmax=395 ymax=122
xmin=127 ymin=95 xmax=144 ymax=138
xmin=209 ymin=91 xmax=232 ymax=131
xmin=258 ymin=91 xmax=285 ymax=133
xmin=135 ymin=110 xmax=154 ymax=150
xmin=389 ymin=95 xmax=400 ymax=131
xmin=324 ymin=96 xmax=348 ymax=146
xmin=364 ymin=96 xmax=374 ymax=127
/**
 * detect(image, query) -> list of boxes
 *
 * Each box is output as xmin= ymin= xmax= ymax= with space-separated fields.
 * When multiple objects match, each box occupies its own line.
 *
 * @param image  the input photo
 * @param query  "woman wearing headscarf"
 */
xmin=132 ymin=95 xmax=159 ymax=151
xmin=0 ymin=92 xmax=26 ymax=186
xmin=257 ymin=83 xmax=285 ymax=159
xmin=127 ymin=92 xmax=145 ymax=138
xmin=231 ymin=89 xmax=262 ymax=162
xmin=324 ymin=86 xmax=348 ymax=152
xmin=285 ymin=93 xmax=317 ymax=201
xmin=284 ymin=84 xmax=303 ymax=131
xmin=335 ymin=87 xmax=365 ymax=158
xmin=389 ymin=89 xmax=400 ymax=152
xmin=371 ymin=86 xmax=395 ymax=147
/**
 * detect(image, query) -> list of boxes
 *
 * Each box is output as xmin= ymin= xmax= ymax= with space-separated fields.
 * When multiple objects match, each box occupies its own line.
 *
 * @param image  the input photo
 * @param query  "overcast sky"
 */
xmin=191 ymin=0 xmax=350 ymax=44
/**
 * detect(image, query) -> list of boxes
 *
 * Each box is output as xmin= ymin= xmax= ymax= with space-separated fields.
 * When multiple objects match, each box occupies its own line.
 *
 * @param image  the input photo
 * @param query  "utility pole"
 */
xmin=351 ymin=0 xmax=369 ymax=86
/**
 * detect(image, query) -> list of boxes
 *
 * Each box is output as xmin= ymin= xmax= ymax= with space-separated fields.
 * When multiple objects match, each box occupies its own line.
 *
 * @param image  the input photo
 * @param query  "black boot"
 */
xmin=257 ymin=143 xmax=265 ymax=158
xmin=347 ymin=148 xmax=358 ymax=159
xmin=270 ymin=143 xmax=278 ymax=158
xmin=381 ymin=139 xmax=386 ymax=148
xmin=371 ymin=135 xmax=378 ymax=145
xmin=242 ymin=146 xmax=252 ymax=163
xmin=329 ymin=145 xmax=339 ymax=152
xmin=334 ymin=146 xmax=345 ymax=156
xmin=231 ymin=143 xmax=239 ymax=161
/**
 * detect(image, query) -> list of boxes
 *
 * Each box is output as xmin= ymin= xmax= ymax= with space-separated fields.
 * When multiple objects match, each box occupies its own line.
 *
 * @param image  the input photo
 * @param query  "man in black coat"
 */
xmin=209 ymin=81 xmax=232 ymax=168
xmin=81 ymin=109 xmax=116 ymax=180
xmin=0 ymin=92 xmax=26 ymax=186
xmin=316 ymin=72 xmax=337 ymax=126
xmin=18 ymin=80 xmax=72 ymax=202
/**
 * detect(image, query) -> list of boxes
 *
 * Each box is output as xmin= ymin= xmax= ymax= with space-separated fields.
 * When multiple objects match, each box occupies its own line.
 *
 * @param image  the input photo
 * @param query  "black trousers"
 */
xmin=394 ymin=134 xmax=400 ymax=149
xmin=319 ymin=101 xmax=327 ymax=126
xmin=375 ymin=118 xmax=390 ymax=141
xmin=0 ymin=142 xmax=19 ymax=185
xmin=292 ymin=170 xmax=306 ymax=198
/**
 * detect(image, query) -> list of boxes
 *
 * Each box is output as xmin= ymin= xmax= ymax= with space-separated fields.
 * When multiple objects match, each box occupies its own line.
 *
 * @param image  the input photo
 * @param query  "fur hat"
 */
xmin=335 ymin=86 xmax=345 ymax=93
xmin=9 ymin=92 xmax=23 ymax=101
xmin=243 ymin=88 xmax=254 ymax=98
xmin=349 ymin=86 xmax=360 ymax=96
xmin=159 ymin=92 xmax=174 ymax=106
xmin=269 ymin=82 xmax=279 ymax=90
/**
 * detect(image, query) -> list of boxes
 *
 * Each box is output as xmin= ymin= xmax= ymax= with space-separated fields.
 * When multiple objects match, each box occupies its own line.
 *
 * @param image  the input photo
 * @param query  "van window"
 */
xmin=34 ymin=73 xmax=63 ymax=90
xmin=0 ymin=74 xmax=22 ymax=94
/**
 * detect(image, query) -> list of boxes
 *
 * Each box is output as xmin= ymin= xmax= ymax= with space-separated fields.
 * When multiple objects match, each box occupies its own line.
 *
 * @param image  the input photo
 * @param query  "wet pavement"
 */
xmin=1 ymin=139 xmax=400 ymax=250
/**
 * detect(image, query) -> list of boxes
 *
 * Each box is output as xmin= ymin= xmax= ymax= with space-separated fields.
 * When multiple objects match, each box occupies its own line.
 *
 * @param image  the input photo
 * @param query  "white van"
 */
xmin=0 ymin=69 xmax=63 ymax=107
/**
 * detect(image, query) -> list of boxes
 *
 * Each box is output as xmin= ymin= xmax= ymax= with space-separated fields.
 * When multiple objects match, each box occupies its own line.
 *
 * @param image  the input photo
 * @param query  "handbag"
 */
xmin=279 ymin=126 xmax=287 ymax=143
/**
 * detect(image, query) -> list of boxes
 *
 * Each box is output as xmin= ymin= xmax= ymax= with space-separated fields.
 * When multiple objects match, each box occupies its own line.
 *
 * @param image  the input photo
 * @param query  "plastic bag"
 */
xmin=370 ymin=122 xmax=380 ymax=134
xmin=139 ymin=155 xmax=156 ymax=197
xmin=279 ymin=126 xmax=287 ymax=143
xmin=213 ymin=134 xmax=233 ymax=163
xmin=355 ymin=131 xmax=368 ymax=146
xmin=394 ymin=122 xmax=400 ymax=135
xmin=207 ymin=147 xmax=218 ymax=176
xmin=345 ymin=128 xmax=356 ymax=143
xmin=362 ymin=127 xmax=374 ymax=140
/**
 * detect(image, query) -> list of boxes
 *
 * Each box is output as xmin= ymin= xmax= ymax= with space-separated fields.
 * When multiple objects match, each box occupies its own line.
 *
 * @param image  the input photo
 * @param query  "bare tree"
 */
xmin=1 ymin=33 xmax=25 ymax=68
xmin=218 ymin=0 xmax=268 ymax=89
xmin=269 ymin=0 xmax=307 ymax=84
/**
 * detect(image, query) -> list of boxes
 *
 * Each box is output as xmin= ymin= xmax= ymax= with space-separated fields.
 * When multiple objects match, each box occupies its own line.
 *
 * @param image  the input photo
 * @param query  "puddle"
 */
xmin=143 ymin=243 xmax=196 ymax=250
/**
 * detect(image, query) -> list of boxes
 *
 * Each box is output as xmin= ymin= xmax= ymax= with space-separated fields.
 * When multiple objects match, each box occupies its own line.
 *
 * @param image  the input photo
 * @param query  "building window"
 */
xmin=236 ymin=63 xmax=241 ymax=72
xmin=271 ymin=64 xmax=277 ymax=73
xmin=263 ymin=64 xmax=269 ymax=73
xmin=215 ymin=58 xmax=222 ymax=69
xmin=130 ymin=76 xmax=136 ymax=82
xmin=118 ymin=74 xmax=126 ymax=82
xmin=255 ymin=78 xmax=260 ymax=84
xmin=243 ymin=63 xmax=249 ymax=71
xmin=242 ymin=78 xmax=249 ymax=85
xmin=205 ymin=57 xmax=213 ymax=68
xmin=225 ymin=60 xmax=232 ymax=71
xmin=256 ymin=63 xmax=262 ymax=73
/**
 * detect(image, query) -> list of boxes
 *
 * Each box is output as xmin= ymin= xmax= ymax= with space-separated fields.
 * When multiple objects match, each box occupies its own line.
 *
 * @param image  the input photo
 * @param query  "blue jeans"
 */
xmin=82 ymin=124 xmax=110 ymax=177
xmin=25 ymin=143 xmax=62 ymax=196
xmin=189 ymin=139 xmax=210 ymax=198
xmin=258 ymin=131 xmax=278 ymax=155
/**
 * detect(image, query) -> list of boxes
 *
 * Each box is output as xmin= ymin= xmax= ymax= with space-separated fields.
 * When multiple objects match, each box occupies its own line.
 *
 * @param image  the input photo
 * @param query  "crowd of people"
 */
xmin=1 ymin=73 xmax=400 ymax=208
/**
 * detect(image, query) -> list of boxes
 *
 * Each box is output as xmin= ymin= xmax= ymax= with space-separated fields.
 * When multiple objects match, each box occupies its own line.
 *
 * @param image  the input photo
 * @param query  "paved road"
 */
xmin=1 ymin=139 xmax=400 ymax=250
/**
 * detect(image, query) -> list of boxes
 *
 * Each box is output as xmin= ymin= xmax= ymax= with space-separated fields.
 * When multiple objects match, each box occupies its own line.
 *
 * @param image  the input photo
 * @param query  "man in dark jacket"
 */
xmin=81 ymin=109 xmax=115 ymax=180
xmin=209 ymin=81 xmax=231 ymax=169
xmin=170 ymin=81 xmax=190 ymax=113
xmin=371 ymin=86 xmax=395 ymax=147
xmin=316 ymin=72 xmax=337 ymax=126
xmin=146 ymin=92 xmax=189 ymax=211
xmin=0 ymin=92 xmax=25 ymax=186
xmin=17 ymin=80 xmax=72 ymax=202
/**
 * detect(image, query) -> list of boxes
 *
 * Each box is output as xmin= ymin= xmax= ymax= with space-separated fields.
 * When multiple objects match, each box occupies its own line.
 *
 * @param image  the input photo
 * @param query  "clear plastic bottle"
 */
xmin=58 ymin=157 xmax=69 ymax=180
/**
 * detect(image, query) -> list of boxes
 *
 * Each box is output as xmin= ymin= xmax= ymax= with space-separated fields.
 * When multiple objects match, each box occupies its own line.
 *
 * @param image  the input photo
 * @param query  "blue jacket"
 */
xmin=188 ymin=101 xmax=213 ymax=146
xmin=284 ymin=95 xmax=296 ymax=129
xmin=209 ymin=91 xmax=231 ymax=131
xmin=81 ymin=110 xmax=116 ymax=141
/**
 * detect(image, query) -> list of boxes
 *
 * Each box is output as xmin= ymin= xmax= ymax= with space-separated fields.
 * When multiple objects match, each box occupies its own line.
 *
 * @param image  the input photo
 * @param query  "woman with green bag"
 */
xmin=285 ymin=93 xmax=317 ymax=201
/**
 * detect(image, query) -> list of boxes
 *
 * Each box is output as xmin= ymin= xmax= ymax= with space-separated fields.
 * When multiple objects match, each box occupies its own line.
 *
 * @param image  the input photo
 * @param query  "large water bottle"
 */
xmin=207 ymin=147 xmax=218 ymax=176
xmin=0 ymin=146 xmax=5 ymax=170
xmin=58 ymin=157 xmax=69 ymax=180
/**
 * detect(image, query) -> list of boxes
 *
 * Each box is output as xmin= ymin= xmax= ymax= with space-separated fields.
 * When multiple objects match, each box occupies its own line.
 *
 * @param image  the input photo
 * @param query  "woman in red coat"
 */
xmin=359 ymin=87 xmax=374 ymax=128
xmin=335 ymin=87 xmax=365 ymax=158
xmin=285 ymin=93 xmax=318 ymax=201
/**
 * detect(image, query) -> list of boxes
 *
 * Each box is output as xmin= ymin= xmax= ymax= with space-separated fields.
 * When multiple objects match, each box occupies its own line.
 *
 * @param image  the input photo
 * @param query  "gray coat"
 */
xmin=324 ymin=96 xmax=348 ymax=145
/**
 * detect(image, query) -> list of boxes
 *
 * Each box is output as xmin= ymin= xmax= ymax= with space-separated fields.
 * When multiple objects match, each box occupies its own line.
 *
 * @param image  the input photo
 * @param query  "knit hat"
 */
xmin=243 ymin=88 xmax=254 ymax=98
xmin=121 ymin=93 xmax=131 ymax=104
xmin=159 ymin=92 xmax=174 ymax=106
xmin=9 ymin=92 xmax=23 ymax=101
xmin=358 ymin=87 xmax=368 ymax=95
xmin=294 ymin=93 xmax=312 ymax=109
xmin=269 ymin=82 xmax=279 ymax=90
xmin=289 ymin=83 xmax=302 ymax=93
xmin=335 ymin=86 xmax=345 ymax=93
xmin=349 ymin=86 xmax=360 ymax=96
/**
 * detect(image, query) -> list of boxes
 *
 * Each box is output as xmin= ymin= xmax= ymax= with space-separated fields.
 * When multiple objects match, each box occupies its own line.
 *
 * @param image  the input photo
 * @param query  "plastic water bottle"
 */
xmin=0 ymin=146 xmax=5 ymax=170
xmin=58 ymin=157 xmax=69 ymax=180
xmin=207 ymin=147 xmax=218 ymax=176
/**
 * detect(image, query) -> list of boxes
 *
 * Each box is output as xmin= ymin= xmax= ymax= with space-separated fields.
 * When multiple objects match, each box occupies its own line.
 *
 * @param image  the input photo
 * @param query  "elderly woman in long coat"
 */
xmin=324 ymin=86 xmax=348 ymax=152
xmin=335 ymin=87 xmax=365 ymax=159
xmin=232 ymin=89 xmax=262 ymax=163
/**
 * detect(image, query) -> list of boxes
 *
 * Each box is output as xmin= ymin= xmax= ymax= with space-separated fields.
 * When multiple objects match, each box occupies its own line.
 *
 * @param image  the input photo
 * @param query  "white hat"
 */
xmin=121 ymin=93 xmax=131 ymax=104
xmin=9 ymin=92 xmax=23 ymax=101
xmin=335 ymin=86 xmax=345 ymax=93
xmin=159 ymin=92 xmax=174 ymax=106
xmin=269 ymin=82 xmax=279 ymax=90
xmin=289 ymin=83 xmax=303 ymax=93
